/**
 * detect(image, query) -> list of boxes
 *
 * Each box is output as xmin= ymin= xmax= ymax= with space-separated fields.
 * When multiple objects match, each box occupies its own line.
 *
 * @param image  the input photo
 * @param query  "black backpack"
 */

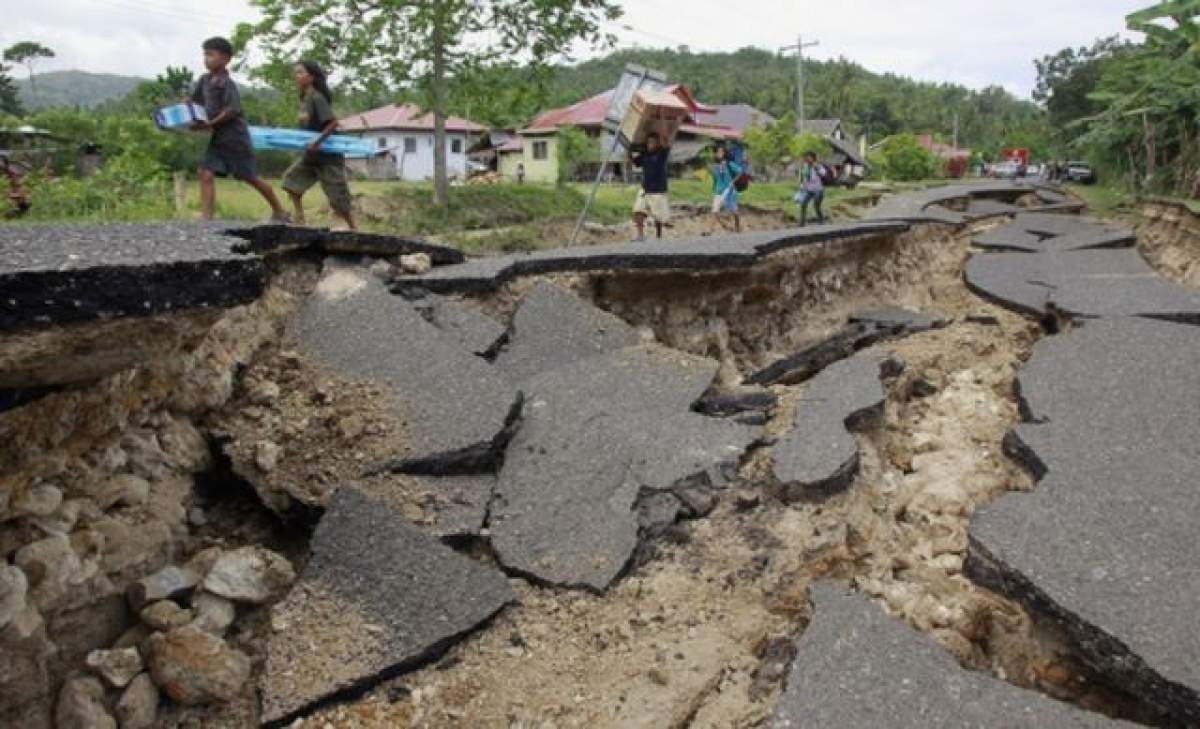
xmin=818 ymin=163 xmax=837 ymax=186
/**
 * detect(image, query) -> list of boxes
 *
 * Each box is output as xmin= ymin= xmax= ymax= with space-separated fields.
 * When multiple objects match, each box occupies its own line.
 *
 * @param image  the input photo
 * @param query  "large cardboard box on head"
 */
xmin=618 ymin=90 xmax=690 ymax=148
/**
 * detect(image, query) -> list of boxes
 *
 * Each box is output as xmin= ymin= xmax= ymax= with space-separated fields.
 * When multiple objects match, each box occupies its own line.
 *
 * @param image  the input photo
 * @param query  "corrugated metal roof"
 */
xmin=339 ymin=104 xmax=486 ymax=133
xmin=520 ymin=85 xmax=721 ymax=135
xmin=710 ymin=104 xmax=777 ymax=133
xmin=801 ymin=118 xmax=842 ymax=136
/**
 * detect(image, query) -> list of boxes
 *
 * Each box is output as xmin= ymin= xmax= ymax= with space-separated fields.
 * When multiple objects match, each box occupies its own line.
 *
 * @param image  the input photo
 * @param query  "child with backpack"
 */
xmin=795 ymin=151 xmax=832 ymax=227
xmin=710 ymin=145 xmax=743 ymax=233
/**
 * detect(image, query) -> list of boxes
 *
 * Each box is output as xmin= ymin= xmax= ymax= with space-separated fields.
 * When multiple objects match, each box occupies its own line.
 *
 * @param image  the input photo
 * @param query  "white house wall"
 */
xmin=351 ymin=131 xmax=472 ymax=181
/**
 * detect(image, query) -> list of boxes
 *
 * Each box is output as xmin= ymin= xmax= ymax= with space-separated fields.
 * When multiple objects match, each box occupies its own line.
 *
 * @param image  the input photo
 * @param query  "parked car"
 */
xmin=1025 ymin=163 xmax=1042 ymax=178
xmin=989 ymin=161 xmax=1020 ymax=179
xmin=1064 ymin=161 xmax=1097 ymax=184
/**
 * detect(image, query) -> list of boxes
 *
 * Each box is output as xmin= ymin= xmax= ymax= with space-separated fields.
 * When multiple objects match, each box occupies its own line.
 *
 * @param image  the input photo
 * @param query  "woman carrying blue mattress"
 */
xmin=281 ymin=61 xmax=356 ymax=230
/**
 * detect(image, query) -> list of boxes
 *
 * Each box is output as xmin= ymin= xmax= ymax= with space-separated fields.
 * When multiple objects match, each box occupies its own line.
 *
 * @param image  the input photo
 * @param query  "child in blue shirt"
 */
xmin=710 ymin=145 xmax=742 ymax=233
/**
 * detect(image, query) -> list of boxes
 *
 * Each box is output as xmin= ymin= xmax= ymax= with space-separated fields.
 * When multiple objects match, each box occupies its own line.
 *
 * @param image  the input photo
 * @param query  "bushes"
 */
xmin=870 ymin=133 xmax=940 ymax=181
xmin=23 ymin=147 xmax=173 ymax=221
xmin=556 ymin=127 xmax=594 ymax=186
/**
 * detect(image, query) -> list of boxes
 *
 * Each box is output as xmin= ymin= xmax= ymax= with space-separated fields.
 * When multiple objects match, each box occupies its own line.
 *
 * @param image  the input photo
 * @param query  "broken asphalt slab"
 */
xmin=0 ymin=221 xmax=264 ymax=333
xmin=965 ymin=248 xmax=1200 ymax=321
xmin=493 ymin=281 xmax=642 ymax=383
xmin=294 ymin=260 xmax=519 ymax=472
xmin=973 ymin=215 xmax=1135 ymax=253
xmin=771 ymin=351 xmax=885 ymax=500
xmin=226 ymin=225 xmax=465 ymax=265
xmin=748 ymin=306 xmax=938 ymax=387
xmin=967 ymin=317 xmax=1200 ymax=726
xmin=395 ymin=222 xmax=910 ymax=294
xmin=408 ymin=294 xmax=506 ymax=356
xmin=490 ymin=344 xmax=759 ymax=592
xmin=863 ymin=181 xmax=1062 ymax=224
xmin=260 ymin=487 xmax=514 ymax=725
xmin=768 ymin=584 xmax=1128 ymax=728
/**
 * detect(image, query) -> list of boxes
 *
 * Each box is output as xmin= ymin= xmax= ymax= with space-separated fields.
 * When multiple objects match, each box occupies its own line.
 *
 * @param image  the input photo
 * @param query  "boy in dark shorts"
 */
xmin=281 ymin=61 xmax=355 ymax=229
xmin=190 ymin=37 xmax=287 ymax=222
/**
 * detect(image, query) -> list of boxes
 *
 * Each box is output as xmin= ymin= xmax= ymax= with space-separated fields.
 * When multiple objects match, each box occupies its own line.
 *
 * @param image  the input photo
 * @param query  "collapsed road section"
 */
xmin=2 ymin=180 xmax=1196 ymax=728
xmin=965 ymin=210 xmax=1200 ymax=726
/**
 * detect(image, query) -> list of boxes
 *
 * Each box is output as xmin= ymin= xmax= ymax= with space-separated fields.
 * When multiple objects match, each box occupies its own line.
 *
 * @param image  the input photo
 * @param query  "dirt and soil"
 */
xmin=1137 ymin=200 xmax=1200 ymax=287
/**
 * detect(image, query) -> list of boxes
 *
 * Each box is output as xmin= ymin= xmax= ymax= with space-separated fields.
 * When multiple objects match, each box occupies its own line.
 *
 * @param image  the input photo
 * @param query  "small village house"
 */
xmin=710 ymin=104 xmax=776 ymax=135
xmin=917 ymin=133 xmax=971 ymax=178
xmin=338 ymin=104 xmax=486 ymax=181
xmin=801 ymin=118 xmax=845 ymax=140
xmin=505 ymin=86 xmax=739 ymax=185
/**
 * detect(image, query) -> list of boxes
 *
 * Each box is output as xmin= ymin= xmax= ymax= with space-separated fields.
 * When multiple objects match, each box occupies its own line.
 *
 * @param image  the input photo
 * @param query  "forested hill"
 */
xmin=18 ymin=70 xmax=143 ymax=111
xmin=445 ymin=47 xmax=1047 ymax=154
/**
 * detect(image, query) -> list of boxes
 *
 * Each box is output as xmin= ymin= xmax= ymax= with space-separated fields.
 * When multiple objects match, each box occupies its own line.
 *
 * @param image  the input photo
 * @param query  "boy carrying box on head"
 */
xmin=190 ymin=37 xmax=288 ymax=222
xmin=631 ymin=131 xmax=670 ymax=242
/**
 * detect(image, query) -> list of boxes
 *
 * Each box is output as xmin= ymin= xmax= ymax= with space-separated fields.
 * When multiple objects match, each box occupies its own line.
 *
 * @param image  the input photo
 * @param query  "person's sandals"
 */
xmin=268 ymin=211 xmax=293 ymax=225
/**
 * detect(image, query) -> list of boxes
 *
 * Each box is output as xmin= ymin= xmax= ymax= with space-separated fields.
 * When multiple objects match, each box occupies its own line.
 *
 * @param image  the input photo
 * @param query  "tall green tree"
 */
xmin=1033 ymin=36 xmax=1129 ymax=140
xmin=235 ymin=0 xmax=621 ymax=206
xmin=1071 ymin=1 xmax=1200 ymax=194
xmin=0 ymin=62 xmax=23 ymax=116
xmin=3 ymin=41 xmax=55 ymax=97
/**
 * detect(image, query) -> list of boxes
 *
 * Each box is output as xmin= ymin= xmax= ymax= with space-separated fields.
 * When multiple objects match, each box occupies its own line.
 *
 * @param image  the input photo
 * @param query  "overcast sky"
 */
xmin=4 ymin=0 xmax=1146 ymax=99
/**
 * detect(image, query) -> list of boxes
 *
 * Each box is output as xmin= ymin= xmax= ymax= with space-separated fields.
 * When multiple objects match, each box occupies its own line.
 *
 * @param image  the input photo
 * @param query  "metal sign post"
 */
xmin=569 ymin=64 xmax=667 ymax=246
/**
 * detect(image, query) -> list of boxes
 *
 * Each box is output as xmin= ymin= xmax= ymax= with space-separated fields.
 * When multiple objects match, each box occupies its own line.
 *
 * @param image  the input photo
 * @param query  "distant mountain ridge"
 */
xmin=17 ymin=70 xmax=144 ymax=110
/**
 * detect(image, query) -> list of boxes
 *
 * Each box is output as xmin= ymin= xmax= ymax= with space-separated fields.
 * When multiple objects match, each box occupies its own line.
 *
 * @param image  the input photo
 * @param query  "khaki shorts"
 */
xmin=633 ymin=190 xmax=670 ymax=223
xmin=282 ymin=158 xmax=352 ymax=215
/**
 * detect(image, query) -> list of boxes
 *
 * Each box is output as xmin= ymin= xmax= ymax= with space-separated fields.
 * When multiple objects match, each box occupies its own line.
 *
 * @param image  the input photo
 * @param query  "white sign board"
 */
xmin=603 ymin=63 xmax=668 ymax=137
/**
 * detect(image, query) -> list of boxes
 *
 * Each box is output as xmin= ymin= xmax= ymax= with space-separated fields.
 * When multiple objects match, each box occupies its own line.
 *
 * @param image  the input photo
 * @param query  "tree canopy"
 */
xmin=3 ymin=42 xmax=55 ymax=96
xmin=0 ymin=62 xmax=22 ymax=116
xmin=1036 ymin=0 xmax=1200 ymax=195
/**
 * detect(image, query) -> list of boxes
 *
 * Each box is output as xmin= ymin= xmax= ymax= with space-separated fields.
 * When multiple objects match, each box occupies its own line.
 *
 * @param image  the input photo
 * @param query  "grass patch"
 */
xmin=384 ymin=183 xmax=600 ymax=233
xmin=1065 ymin=183 xmax=1136 ymax=220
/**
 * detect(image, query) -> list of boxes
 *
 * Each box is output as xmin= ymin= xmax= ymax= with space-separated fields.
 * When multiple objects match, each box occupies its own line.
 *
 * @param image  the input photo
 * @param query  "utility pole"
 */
xmin=781 ymin=35 xmax=819 ymax=134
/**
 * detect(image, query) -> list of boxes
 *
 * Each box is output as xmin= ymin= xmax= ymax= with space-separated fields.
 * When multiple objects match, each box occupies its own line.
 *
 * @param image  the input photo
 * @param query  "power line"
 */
xmin=781 ymin=35 xmax=820 ymax=133
xmin=86 ymin=0 xmax=248 ymax=25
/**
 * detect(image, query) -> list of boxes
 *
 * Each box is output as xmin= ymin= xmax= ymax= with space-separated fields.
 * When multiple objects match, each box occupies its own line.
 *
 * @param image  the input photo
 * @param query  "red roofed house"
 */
xmin=917 ymin=134 xmax=971 ymax=178
xmin=338 ymin=103 xmax=486 ymax=181
xmin=506 ymin=85 xmax=738 ymax=184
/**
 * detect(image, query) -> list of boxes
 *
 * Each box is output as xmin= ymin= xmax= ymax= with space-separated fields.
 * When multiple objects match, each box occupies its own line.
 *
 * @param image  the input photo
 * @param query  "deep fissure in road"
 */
xmin=4 ymin=196 xmax=1196 ymax=727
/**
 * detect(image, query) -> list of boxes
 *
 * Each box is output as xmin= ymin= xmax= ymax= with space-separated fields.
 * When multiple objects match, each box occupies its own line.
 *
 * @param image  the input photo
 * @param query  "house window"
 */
xmin=377 ymin=137 xmax=387 ymax=149
xmin=451 ymin=138 xmax=463 ymax=154
xmin=404 ymin=137 xmax=417 ymax=153
xmin=532 ymin=141 xmax=548 ymax=160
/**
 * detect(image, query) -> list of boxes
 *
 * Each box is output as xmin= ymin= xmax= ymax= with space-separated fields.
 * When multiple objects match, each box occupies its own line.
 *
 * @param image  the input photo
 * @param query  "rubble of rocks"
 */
xmin=45 ymin=543 xmax=294 ymax=728
xmin=0 ymin=225 xmax=461 ymax=727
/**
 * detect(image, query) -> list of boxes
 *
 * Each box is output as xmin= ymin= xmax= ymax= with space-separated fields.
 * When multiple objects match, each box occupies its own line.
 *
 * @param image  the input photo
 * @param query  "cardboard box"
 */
xmin=618 ymin=90 xmax=690 ymax=148
xmin=153 ymin=102 xmax=208 ymax=132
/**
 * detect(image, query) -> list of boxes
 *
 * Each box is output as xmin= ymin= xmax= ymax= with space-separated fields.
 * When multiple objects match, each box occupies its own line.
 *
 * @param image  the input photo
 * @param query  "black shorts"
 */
xmin=201 ymin=145 xmax=257 ymax=181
